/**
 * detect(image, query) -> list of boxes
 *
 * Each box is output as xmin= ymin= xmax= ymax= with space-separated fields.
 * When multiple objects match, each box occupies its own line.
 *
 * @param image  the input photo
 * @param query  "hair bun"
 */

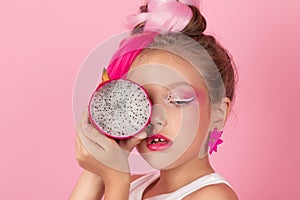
xmin=181 ymin=5 xmax=207 ymax=36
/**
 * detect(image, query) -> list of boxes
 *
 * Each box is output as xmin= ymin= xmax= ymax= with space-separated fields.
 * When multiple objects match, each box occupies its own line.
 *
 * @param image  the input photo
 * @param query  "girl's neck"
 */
xmin=158 ymin=156 xmax=214 ymax=191
xmin=143 ymin=155 xmax=214 ymax=198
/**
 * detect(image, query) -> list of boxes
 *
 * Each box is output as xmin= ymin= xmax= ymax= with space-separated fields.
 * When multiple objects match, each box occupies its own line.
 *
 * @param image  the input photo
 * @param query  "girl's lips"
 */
xmin=146 ymin=134 xmax=172 ymax=151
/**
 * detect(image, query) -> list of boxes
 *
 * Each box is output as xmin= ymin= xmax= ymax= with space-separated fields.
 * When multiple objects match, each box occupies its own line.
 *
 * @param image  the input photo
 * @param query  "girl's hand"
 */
xmin=75 ymin=106 xmax=147 ymax=184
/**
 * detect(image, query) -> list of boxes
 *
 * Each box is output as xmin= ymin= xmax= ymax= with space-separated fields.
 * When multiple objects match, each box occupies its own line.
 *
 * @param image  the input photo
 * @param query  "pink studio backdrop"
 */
xmin=1 ymin=0 xmax=299 ymax=199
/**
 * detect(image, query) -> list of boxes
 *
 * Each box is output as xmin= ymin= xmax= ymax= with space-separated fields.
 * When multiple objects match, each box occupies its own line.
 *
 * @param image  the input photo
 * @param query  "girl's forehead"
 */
xmin=128 ymin=50 xmax=208 ymax=92
xmin=131 ymin=49 xmax=190 ymax=69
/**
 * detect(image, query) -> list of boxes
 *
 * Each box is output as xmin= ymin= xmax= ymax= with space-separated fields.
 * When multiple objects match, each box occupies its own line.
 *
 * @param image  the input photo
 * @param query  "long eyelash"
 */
xmin=170 ymin=100 xmax=187 ymax=105
xmin=169 ymin=97 xmax=195 ymax=105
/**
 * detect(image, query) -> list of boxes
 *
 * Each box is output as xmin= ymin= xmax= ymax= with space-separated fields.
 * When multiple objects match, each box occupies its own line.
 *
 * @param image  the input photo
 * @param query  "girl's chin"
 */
xmin=135 ymin=144 xmax=176 ymax=169
xmin=136 ymin=153 xmax=179 ymax=170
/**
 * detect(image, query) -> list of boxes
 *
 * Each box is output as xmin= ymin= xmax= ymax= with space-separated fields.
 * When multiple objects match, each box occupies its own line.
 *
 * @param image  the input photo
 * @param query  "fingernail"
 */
xmin=135 ymin=132 xmax=147 ymax=139
xmin=81 ymin=123 xmax=91 ymax=132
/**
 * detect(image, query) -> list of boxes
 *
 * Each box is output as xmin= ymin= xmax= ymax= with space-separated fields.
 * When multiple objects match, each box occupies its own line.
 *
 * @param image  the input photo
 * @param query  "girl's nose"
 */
xmin=146 ymin=104 xmax=167 ymax=135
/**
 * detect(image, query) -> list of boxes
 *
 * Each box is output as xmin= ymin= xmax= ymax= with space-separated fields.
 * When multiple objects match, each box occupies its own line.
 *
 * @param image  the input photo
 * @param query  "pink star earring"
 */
xmin=208 ymin=127 xmax=224 ymax=155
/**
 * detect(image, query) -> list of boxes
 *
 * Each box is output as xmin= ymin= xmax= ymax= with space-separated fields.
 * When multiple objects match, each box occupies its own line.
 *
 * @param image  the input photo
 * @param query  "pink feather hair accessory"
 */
xmin=106 ymin=32 xmax=158 ymax=80
xmin=127 ymin=0 xmax=199 ymax=33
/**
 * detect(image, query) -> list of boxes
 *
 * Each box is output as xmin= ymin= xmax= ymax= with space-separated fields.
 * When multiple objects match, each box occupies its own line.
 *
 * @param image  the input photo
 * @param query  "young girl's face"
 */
xmin=127 ymin=49 xmax=212 ymax=169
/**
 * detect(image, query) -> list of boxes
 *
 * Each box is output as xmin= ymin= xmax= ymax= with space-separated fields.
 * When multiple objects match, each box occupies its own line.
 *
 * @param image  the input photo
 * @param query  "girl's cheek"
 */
xmin=195 ymin=89 xmax=209 ymax=108
xmin=197 ymin=92 xmax=212 ymax=130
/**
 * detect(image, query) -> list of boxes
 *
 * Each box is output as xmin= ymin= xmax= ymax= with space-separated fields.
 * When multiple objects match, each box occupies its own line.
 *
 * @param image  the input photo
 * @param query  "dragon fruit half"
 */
xmin=88 ymin=79 xmax=152 ymax=139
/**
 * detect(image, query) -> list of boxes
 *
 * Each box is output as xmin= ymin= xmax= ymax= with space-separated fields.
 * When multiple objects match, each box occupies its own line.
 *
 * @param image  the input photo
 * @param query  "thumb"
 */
xmin=120 ymin=132 xmax=147 ymax=152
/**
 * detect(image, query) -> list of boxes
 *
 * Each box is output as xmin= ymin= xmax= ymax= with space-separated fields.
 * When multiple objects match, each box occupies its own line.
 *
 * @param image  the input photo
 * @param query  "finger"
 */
xmin=76 ymin=133 xmax=109 ymax=170
xmin=75 ymin=135 xmax=80 ymax=151
xmin=119 ymin=131 xmax=147 ymax=152
xmin=75 ymin=134 xmax=95 ymax=161
xmin=77 ymin=129 xmax=105 ymax=153
xmin=77 ymin=131 xmax=128 ymax=171
xmin=81 ymin=123 xmax=116 ymax=150
xmin=78 ymin=106 xmax=89 ymax=126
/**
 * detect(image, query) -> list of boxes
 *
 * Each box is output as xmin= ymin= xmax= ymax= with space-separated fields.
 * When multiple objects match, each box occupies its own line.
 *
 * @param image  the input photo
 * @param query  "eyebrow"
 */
xmin=165 ymin=82 xmax=195 ymax=90
xmin=165 ymin=81 xmax=194 ymax=89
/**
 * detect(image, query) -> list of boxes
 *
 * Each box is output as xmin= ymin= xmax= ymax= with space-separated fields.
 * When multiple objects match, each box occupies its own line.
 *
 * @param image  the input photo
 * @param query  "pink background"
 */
xmin=1 ymin=0 xmax=299 ymax=199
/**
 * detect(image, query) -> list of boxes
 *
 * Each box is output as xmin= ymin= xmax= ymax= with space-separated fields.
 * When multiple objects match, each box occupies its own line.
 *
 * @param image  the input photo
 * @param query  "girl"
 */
xmin=70 ymin=0 xmax=238 ymax=199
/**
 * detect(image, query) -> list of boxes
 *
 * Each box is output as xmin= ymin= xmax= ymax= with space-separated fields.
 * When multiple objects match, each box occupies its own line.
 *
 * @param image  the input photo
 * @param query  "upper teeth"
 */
xmin=152 ymin=138 xmax=167 ymax=144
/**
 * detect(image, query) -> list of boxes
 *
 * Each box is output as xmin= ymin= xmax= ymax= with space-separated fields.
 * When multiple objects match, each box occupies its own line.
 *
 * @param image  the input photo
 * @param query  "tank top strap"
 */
xmin=130 ymin=172 xmax=232 ymax=200
xmin=145 ymin=173 xmax=232 ymax=200
xmin=163 ymin=173 xmax=231 ymax=200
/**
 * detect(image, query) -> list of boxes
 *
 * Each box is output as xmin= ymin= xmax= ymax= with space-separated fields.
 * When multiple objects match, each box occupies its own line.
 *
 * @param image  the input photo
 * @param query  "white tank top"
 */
xmin=129 ymin=172 xmax=232 ymax=200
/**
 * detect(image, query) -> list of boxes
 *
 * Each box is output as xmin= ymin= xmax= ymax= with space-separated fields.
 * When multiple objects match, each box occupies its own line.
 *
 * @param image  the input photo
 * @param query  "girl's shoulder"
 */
xmin=184 ymin=183 xmax=239 ymax=200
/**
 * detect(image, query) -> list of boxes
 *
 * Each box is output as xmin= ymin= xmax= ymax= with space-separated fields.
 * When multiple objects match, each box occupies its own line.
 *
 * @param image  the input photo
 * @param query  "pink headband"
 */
xmin=127 ymin=0 xmax=199 ymax=33
xmin=106 ymin=32 xmax=158 ymax=80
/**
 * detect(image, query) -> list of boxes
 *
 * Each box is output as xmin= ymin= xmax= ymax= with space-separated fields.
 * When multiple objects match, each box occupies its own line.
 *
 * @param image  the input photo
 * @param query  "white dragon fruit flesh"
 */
xmin=88 ymin=79 xmax=152 ymax=139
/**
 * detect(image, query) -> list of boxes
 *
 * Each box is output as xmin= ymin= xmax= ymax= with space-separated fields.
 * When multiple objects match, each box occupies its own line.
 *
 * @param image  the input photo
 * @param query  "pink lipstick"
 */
xmin=146 ymin=134 xmax=172 ymax=151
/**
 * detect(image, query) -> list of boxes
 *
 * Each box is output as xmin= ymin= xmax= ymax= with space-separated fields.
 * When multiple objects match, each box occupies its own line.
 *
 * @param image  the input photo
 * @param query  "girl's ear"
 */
xmin=209 ymin=97 xmax=231 ymax=130
xmin=199 ymin=97 xmax=231 ymax=158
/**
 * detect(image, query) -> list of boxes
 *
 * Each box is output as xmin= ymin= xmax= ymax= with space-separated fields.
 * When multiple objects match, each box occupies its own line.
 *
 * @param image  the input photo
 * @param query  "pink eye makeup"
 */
xmin=162 ymin=83 xmax=197 ymax=106
xmin=162 ymin=93 xmax=195 ymax=106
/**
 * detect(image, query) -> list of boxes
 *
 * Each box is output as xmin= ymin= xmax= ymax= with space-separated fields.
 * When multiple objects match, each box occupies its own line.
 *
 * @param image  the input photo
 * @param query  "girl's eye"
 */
xmin=166 ymin=97 xmax=195 ymax=106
